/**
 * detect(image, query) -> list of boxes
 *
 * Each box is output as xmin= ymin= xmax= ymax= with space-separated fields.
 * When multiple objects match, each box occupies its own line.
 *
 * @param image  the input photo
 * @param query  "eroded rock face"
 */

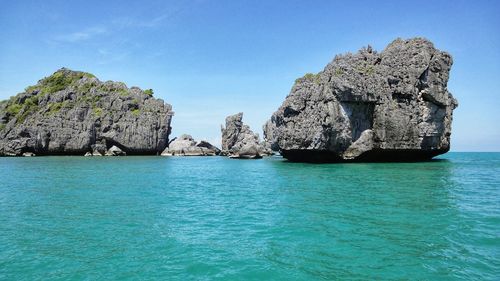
xmin=221 ymin=113 xmax=271 ymax=159
xmin=161 ymin=134 xmax=220 ymax=156
xmin=0 ymin=68 xmax=173 ymax=156
xmin=264 ymin=38 xmax=458 ymax=162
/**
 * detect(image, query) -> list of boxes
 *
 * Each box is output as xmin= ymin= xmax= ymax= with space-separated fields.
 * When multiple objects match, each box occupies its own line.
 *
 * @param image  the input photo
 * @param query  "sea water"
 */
xmin=0 ymin=153 xmax=499 ymax=280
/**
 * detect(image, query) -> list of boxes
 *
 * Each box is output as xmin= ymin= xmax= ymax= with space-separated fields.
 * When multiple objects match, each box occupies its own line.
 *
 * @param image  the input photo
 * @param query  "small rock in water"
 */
xmin=106 ymin=145 xmax=126 ymax=156
xmin=161 ymin=134 xmax=220 ymax=156
xmin=230 ymin=144 xmax=262 ymax=159
xmin=221 ymin=113 xmax=271 ymax=159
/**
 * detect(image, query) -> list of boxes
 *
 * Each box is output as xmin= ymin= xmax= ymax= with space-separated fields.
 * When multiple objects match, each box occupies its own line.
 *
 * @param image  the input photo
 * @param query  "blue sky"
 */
xmin=1 ymin=0 xmax=499 ymax=151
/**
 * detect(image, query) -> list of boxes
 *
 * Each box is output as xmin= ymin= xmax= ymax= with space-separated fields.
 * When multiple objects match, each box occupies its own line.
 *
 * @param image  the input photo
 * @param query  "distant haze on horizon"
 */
xmin=1 ymin=0 xmax=499 ymax=151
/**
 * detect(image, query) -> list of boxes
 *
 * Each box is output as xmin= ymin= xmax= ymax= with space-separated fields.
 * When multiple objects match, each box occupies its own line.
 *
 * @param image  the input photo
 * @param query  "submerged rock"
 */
xmin=161 ymin=134 xmax=220 ymax=156
xmin=0 ymin=68 xmax=173 ymax=156
xmin=264 ymin=38 xmax=458 ymax=162
xmin=221 ymin=113 xmax=271 ymax=159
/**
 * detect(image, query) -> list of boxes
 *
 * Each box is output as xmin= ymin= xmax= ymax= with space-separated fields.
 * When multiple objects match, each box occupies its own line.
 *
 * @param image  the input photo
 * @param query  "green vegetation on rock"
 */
xmin=144 ymin=89 xmax=154 ymax=96
xmin=295 ymin=73 xmax=321 ymax=84
xmin=93 ymin=107 xmax=103 ymax=117
xmin=3 ymin=95 xmax=41 ymax=123
xmin=118 ymin=88 xmax=129 ymax=96
xmin=45 ymin=100 xmax=77 ymax=116
xmin=83 ymin=73 xmax=96 ymax=79
xmin=24 ymin=96 xmax=39 ymax=107
xmin=6 ymin=103 xmax=22 ymax=116
xmin=78 ymin=81 xmax=97 ymax=93
xmin=357 ymin=64 xmax=375 ymax=75
xmin=303 ymin=73 xmax=316 ymax=80
xmin=78 ymin=94 xmax=100 ymax=105
xmin=38 ymin=70 xmax=83 ymax=95
xmin=25 ymin=85 xmax=39 ymax=93
xmin=20 ymin=69 xmax=96 ymax=97
xmin=0 ymin=68 xmax=165 ymax=128
xmin=17 ymin=106 xmax=38 ymax=124
xmin=47 ymin=102 xmax=63 ymax=115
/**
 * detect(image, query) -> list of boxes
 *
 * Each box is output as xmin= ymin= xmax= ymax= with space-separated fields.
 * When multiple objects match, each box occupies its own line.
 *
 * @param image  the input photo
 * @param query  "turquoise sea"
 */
xmin=0 ymin=153 xmax=499 ymax=280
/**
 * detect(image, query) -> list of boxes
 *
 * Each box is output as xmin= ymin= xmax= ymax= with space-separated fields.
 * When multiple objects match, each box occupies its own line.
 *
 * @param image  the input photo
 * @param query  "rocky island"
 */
xmin=221 ymin=113 xmax=271 ymax=159
xmin=264 ymin=38 xmax=458 ymax=162
xmin=0 ymin=68 xmax=173 ymax=156
xmin=0 ymin=38 xmax=458 ymax=162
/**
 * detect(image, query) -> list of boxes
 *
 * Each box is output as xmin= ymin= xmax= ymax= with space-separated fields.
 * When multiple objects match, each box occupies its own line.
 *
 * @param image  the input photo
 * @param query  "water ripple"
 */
xmin=0 ymin=153 xmax=499 ymax=280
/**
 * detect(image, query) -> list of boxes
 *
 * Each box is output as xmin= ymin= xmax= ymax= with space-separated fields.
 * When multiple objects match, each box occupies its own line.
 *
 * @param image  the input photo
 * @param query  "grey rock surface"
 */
xmin=221 ymin=113 xmax=271 ymax=159
xmin=196 ymin=140 xmax=222 ymax=156
xmin=92 ymin=143 xmax=107 ymax=156
xmin=106 ymin=145 xmax=126 ymax=156
xmin=264 ymin=38 xmax=458 ymax=162
xmin=230 ymin=144 xmax=261 ymax=159
xmin=161 ymin=134 xmax=220 ymax=156
xmin=0 ymin=68 xmax=173 ymax=156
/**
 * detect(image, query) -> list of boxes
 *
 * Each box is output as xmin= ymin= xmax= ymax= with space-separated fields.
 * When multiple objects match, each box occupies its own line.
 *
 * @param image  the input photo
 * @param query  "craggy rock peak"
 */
xmin=161 ymin=134 xmax=220 ymax=156
xmin=221 ymin=113 xmax=271 ymax=159
xmin=264 ymin=38 xmax=458 ymax=162
xmin=0 ymin=68 xmax=173 ymax=156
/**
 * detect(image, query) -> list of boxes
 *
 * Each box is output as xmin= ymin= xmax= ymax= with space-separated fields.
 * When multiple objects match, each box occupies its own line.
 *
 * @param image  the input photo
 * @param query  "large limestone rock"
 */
xmin=161 ymin=134 xmax=220 ymax=156
xmin=0 ymin=68 xmax=173 ymax=156
xmin=221 ymin=113 xmax=271 ymax=159
xmin=264 ymin=38 xmax=458 ymax=162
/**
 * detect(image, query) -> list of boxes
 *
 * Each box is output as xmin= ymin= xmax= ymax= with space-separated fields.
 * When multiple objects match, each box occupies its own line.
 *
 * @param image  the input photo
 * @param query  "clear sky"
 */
xmin=1 ymin=0 xmax=499 ymax=151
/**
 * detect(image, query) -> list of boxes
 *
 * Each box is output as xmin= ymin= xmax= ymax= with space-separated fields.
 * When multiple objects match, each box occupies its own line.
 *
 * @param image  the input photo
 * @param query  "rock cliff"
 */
xmin=221 ymin=113 xmax=271 ymax=159
xmin=0 ymin=68 xmax=173 ymax=156
xmin=264 ymin=38 xmax=458 ymax=162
